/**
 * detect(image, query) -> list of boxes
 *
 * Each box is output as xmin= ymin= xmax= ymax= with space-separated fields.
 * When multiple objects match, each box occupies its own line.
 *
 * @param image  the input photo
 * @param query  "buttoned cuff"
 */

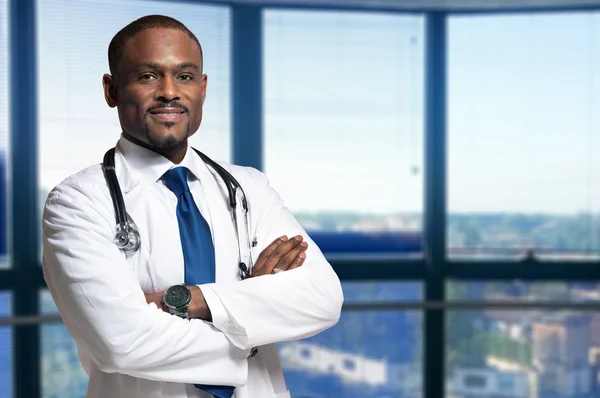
xmin=199 ymin=284 xmax=231 ymax=330
xmin=198 ymin=284 xmax=252 ymax=356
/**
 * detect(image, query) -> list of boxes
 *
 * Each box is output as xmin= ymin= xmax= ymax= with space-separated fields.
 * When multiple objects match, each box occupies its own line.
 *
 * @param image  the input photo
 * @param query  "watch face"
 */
xmin=164 ymin=285 xmax=191 ymax=308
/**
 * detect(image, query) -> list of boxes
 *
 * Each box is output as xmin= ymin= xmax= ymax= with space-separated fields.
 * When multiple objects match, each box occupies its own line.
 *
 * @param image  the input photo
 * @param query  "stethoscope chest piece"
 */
xmin=114 ymin=222 xmax=141 ymax=256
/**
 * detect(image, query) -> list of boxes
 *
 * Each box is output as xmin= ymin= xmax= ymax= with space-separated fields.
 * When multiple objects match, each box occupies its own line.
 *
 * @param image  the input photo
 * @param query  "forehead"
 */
xmin=120 ymin=28 xmax=202 ymax=69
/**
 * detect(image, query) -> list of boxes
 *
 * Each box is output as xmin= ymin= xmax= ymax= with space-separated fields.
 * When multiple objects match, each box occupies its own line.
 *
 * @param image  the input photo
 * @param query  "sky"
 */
xmin=1 ymin=0 xmax=600 ymax=216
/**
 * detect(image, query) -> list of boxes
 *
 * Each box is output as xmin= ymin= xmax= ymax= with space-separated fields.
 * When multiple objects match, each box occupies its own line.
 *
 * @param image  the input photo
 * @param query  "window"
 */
xmin=447 ymin=12 xmax=600 ymax=261
xmin=446 ymin=281 xmax=600 ymax=397
xmin=36 ymin=0 xmax=232 ymax=209
xmin=263 ymin=10 xmax=424 ymax=257
xmin=278 ymin=282 xmax=422 ymax=397
xmin=0 ymin=292 xmax=12 ymax=398
xmin=40 ymin=289 xmax=88 ymax=397
xmin=21 ymin=5 xmax=600 ymax=398
xmin=0 ymin=0 xmax=9 ymax=269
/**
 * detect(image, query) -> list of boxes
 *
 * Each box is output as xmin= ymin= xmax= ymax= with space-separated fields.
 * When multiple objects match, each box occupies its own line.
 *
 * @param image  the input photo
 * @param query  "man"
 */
xmin=41 ymin=14 xmax=343 ymax=398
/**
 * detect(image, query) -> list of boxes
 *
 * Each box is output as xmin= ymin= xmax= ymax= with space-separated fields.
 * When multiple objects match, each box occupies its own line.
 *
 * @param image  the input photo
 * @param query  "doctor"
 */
xmin=41 ymin=14 xmax=343 ymax=398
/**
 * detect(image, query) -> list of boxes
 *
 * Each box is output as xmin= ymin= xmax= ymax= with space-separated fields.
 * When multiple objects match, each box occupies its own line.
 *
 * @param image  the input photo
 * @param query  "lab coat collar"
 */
xmin=115 ymin=134 xmax=209 ymax=194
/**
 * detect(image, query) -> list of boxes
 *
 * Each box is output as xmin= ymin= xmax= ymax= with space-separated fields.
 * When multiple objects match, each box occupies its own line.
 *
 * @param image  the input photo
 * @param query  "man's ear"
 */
xmin=200 ymin=74 xmax=208 ymax=105
xmin=102 ymin=74 xmax=118 ymax=108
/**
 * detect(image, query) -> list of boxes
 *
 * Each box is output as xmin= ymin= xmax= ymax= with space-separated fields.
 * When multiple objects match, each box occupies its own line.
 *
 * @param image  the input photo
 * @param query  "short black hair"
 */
xmin=108 ymin=15 xmax=203 ymax=78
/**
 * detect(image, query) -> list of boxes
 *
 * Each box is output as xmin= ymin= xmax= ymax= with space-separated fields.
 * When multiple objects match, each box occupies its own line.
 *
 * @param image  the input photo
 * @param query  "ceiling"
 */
xmin=214 ymin=0 xmax=600 ymax=11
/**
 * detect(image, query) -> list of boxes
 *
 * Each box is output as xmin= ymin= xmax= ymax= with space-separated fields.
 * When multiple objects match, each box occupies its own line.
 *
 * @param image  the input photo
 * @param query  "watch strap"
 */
xmin=170 ymin=306 xmax=189 ymax=319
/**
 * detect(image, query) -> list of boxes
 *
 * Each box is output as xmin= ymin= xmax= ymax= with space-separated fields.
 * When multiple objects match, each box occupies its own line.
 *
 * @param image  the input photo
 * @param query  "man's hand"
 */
xmin=145 ymin=291 xmax=165 ymax=311
xmin=187 ymin=286 xmax=211 ymax=321
xmin=145 ymin=286 xmax=211 ymax=321
xmin=250 ymin=235 xmax=308 ymax=277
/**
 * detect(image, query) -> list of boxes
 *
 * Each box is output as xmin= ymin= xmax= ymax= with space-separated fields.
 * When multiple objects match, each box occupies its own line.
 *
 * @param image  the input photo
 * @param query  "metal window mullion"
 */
xmin=232 ymin=4 xmax=263 ymax=171
xmin=424 ymin=11 xmax=447 ymax=398
xmin=9 ymin=0 xmax=41 ymax=397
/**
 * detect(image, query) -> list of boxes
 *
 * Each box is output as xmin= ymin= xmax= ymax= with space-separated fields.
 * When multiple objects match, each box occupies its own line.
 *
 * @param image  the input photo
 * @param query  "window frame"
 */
xmin=3 ymin=1 xmax=600 ymax=398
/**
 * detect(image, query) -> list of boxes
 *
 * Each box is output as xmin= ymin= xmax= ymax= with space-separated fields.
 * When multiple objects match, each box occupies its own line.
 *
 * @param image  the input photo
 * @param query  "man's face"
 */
xmin=103 ymin=28 xmax=207 ymax=151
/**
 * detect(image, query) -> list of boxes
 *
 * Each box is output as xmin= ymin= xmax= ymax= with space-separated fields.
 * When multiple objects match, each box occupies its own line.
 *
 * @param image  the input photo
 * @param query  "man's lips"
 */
xmin=148 ymin=108 xmax=186 ymax=121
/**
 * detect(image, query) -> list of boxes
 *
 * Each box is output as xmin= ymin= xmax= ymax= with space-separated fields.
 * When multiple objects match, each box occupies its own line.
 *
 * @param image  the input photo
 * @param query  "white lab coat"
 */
xmin=41 ymin=135 xmax=344 ymax=398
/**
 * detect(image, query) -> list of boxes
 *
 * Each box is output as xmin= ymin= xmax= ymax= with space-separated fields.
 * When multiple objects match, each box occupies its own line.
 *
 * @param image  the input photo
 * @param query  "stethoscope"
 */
xmin=101 ymin=147 xmax=256 ymax=280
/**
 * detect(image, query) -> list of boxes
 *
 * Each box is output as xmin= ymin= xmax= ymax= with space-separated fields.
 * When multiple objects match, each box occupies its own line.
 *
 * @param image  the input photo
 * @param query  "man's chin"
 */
xmin=146 ymin=132 xmax=187 ymax=150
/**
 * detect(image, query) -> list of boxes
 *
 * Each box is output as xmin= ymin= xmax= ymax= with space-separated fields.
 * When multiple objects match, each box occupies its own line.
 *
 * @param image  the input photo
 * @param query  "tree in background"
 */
xmin=445 ymin=283 xmax=487 ymax=375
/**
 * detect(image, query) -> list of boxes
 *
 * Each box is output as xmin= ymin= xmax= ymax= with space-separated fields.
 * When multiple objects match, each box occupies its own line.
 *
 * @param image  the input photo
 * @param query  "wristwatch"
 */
xmin=161 ymin=284 xmax=192 ymax=318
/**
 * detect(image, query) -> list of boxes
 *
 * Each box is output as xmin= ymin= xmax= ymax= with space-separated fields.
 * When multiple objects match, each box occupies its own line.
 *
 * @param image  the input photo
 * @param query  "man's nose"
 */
xmin=156 ymin=76 xmax=180 ymax=101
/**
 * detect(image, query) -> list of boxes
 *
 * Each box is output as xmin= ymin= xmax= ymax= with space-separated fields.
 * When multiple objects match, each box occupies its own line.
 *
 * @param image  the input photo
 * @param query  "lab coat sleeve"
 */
xmin=201 ymin=169 xmax=344 ymax=349
xmin=42 ymin=182 xmax=249 ymax=386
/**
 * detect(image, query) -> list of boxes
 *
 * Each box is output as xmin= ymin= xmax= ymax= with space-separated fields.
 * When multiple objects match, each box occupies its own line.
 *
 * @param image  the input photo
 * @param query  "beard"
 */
xmin=144 ymin=120 xmax=190 ymax=150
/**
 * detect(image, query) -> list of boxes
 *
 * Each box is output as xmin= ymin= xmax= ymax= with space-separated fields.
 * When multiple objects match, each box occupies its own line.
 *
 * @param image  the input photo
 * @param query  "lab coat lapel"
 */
xmin=197 ymin=161 xmax=241 ymax=285
xmin=112 ymin=145 xmax=170 ymax=291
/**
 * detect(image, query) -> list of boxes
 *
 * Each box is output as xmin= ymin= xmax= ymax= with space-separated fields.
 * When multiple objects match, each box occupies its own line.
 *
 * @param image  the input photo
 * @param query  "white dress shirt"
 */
xmin=41 ymin=135 xmax=344 ymax=398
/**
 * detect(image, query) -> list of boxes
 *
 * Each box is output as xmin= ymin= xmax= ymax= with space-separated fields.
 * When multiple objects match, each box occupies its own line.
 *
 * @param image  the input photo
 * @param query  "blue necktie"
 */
xmin=162 ymin=167 xmax=235 ymax=398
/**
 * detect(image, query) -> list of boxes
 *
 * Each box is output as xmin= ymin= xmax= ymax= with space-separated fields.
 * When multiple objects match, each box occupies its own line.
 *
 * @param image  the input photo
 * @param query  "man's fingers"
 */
xmin=274 ymin=241 xmax=308 ymax=271
xmin=264 ymin=235 xmax=304 ymax=273
xmin=252 ymin=236 xmax=288 ymax=276
xmin=250 ymin=234 xmax=309 ymax=277
xmin=284 ymin=251 xmax=306 ymax=272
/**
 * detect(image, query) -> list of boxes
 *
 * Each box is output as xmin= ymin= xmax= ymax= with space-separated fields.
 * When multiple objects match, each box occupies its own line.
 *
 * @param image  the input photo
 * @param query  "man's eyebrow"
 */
xmin=133 ymin=62 xmax=201 ymax=72
xmin=134 ymin=62 xmax=162 ymax=71
xmin=177 ymin=62 xmax=201 ymax=71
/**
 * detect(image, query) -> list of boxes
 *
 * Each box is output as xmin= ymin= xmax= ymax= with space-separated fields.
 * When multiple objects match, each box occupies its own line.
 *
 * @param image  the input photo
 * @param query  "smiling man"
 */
xmin=41 ymin=15 xmax=343 ymax=398
xmin=102 ymin=20 xmax=206 ymax=163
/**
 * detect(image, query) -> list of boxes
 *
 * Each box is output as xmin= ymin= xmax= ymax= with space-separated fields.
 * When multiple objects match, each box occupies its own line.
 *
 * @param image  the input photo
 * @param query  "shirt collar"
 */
xmin=116 ymin=134 xmax=207 ymax=192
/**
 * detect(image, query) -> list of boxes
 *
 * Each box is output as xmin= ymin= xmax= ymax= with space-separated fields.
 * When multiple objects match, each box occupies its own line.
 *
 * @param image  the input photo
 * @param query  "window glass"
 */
xmin=448 ymin=13 xmax=600 ymax=261
xmin=0 ymin=292 xmax=12 ymax=398
xmin=40 ymin=290 xmax=88 ymax=397
xmin=264 ymin=10 xmax=424 ymax=257
xmin=279 ymin=282 xmax=422 ymax=397
xmin=447 ymin=281 xmax=600 ymax=397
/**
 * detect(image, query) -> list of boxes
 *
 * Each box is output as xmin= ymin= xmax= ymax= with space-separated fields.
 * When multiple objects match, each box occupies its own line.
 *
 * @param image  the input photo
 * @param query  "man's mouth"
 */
xmin=148 ymin=108 xmax=186 ymax=122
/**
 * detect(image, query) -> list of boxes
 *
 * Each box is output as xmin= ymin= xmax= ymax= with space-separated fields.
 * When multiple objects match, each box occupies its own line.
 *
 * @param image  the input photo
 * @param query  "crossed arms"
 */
xmin=41 ymin=169 xmax=343 ymax=386
xmin=145 ymin=234 xmax=311 ymax=321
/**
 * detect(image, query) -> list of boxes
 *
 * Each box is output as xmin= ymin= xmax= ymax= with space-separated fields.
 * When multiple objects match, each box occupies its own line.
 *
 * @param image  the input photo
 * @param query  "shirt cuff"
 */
xmin=198 ymin=284 xmax=252 ymax=353
xmin=199 ymin=284 xmax=245 ymax=337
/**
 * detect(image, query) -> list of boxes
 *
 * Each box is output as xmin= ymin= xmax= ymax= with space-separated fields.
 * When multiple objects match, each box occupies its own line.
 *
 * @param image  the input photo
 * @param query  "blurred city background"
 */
xmin=2 ymin=0 xmax=600 ymax=397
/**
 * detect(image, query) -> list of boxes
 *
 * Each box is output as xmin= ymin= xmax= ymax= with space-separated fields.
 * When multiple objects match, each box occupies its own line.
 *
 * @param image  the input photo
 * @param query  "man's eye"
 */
xmin=139 ymin=74 xmax=156 ymax=80
xmin=179 ymin=75 xmax=193 ymax=81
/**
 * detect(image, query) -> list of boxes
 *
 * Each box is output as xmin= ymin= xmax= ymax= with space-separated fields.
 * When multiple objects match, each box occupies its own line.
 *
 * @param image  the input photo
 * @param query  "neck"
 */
xmin=122 ymin=132 xmax=187 ymax=164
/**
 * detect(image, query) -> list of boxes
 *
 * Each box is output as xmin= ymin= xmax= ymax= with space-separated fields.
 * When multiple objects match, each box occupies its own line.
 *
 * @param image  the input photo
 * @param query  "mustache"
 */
xmin=147 ymin=102 xmax=189 ymax=113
